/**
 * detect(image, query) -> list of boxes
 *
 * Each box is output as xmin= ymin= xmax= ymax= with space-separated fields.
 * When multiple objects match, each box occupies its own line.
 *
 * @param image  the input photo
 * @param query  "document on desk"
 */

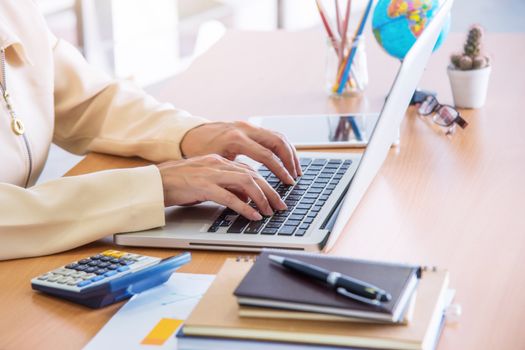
xmin=83 ymin=273 xmax=215 ymax=350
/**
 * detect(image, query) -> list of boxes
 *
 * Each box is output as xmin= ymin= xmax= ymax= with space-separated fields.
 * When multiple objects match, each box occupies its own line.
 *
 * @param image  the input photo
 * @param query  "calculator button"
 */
xmin=90 ymin=254 xmax=104 ymax=260
xmin=100 ymin=256 xmax=112 ymax=262
xmin=110 ymin=258 xmax=120 ymax=264
xmin=47 ymin=275 xmax=60 ymax=282
xmin=78 ymin=259 xmax=91 ymax=265
xmin=56 ymin=277 xmax=69 ymax=284
xmin=107 ymin=264 xmax=119 ymax=270
xmin=95 ymin=269 xmax=108 ymax=275
xmin=119 ymin=259 xmax=134 ymax=266
xmin=82 ymin=273 xmax=96 ymax=280
xmin=54 ymin=268 xmax=69 ymax=275
xmin=67 ymin=279 xmax=81 ymax=286
xmin=88 ymin=261 xmax=99 ymax=266
xmin=65 ymin=263 xmax=79 ymax=269
xmin=110 ymin=251 xmax=126 ymax=258
xmin=37 ymin=274 xmax=51 ymax=281
xmin=91 ymin=275 xmax=105 ymax=282
xmin=117 ymin=266 xmax=130 ymax=272
xmin=123 ymin=253 xmax=141 ymax=261
xmin=85 ymin=267 xmax=97 ymax=273
xmin=102 ymin=250 xmax=118 ymax=256
xmin=77 ymin=280 xmax=92 ymax=287
xmin=98 ymin=262 xmax=110 ymax=268
xmin=74 ymin=265 xmax=88 ymax=271
xmin=104 ymin=271 xmax=118 ymax=277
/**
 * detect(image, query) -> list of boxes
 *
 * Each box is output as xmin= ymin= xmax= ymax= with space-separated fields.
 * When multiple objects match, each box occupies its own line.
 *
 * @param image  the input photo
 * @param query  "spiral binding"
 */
xmin=235 ymin=255 xmax=257 ymax=262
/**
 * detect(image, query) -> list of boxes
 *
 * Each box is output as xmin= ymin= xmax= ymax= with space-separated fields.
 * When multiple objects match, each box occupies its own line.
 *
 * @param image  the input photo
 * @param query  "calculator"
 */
xmin=31 ymin=250 xmax=191 ymax=308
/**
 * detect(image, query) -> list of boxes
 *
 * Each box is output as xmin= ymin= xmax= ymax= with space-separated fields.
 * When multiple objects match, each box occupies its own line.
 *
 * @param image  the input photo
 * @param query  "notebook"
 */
xmin=181 ymin=258 xmax=450 ymax=350
xmin=234 ymin=251 xmax=420 ymax=323
xmin=238 ymin=290 xmax=417 ymax=324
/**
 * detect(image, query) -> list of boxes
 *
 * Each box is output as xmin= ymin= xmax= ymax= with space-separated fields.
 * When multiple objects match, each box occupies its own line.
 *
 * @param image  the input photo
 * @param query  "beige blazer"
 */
xmin=0 ymin=1 xmax=208 ymax=260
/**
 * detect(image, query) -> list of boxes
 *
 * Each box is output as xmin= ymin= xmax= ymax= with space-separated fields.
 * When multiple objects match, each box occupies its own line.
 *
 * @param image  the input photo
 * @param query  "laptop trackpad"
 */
xmin=165 ymin=203 xmax=221 ymax=225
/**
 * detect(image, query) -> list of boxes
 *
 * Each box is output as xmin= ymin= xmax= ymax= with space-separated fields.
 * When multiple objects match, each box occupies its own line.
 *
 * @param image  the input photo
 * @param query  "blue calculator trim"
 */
xmin=32 ymin=252 xmax=191 ymax=308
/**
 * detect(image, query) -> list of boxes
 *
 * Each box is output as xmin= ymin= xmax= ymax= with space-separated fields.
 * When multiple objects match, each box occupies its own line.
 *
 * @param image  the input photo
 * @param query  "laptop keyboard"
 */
xmin=207 ymin=157 xmax=352 ymax=237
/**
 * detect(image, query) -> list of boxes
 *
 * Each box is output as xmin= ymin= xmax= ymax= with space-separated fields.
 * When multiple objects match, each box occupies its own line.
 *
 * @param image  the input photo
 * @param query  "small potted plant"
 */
xmin=447 ymin=25 xmax=491 ymax=109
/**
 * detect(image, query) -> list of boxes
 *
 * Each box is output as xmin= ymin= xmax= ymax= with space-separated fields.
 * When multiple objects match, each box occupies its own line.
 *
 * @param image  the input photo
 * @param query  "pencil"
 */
xmin=335 ymin=0 xmax=342 ymax=36
xmin=316 ymin=0 xmax=340 ymax=56
xmin=336 ymin=0 xmax=374 ymax=95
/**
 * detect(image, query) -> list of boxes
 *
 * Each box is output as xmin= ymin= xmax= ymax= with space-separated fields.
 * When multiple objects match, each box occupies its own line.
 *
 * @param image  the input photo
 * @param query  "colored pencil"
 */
xmin=336 ymin=0 xmax=374 ymax=94
xmin=335 ymin=0 xmax=342 ymax=36
xmin=340 ymin=0 xmax=352 ymax=55
xmin=316 ymin=0 xmax=340 ymax=56
xmin=337 ymin=0 xmax=352 ymax=85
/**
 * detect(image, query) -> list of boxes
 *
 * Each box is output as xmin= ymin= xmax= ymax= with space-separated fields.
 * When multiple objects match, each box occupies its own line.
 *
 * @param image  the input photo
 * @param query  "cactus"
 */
xmin=459 ymin=56 xmax=473 ymax=70
xmin=450 ymin=25 xmax=490 ymax=70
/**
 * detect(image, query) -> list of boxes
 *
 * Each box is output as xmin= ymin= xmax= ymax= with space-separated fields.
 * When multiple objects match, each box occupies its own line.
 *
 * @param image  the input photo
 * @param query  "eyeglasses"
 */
xmin=417 ymin=95 xmax=468 ymax=134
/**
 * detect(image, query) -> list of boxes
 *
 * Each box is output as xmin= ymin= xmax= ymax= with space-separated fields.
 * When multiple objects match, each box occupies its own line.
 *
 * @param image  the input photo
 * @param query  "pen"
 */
xmin=268 ymin=254 xmax=392 ymax=306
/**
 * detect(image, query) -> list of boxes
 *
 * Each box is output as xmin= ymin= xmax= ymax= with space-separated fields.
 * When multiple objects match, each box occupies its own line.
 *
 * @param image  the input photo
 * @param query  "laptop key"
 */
xmin=285 ymin=219 xmax=301 ymax=226
xmin=312 ymin=205 xmax=323 ymax=212
xmin=227 ymin=216 xmax=251 ymax=233
xmin=292 ymin=209 xmax=308 ymax=216
xmin=266 ymin=222 xmax=282 ymax=229
xmin=290 ymin=189 xmax=306 ymax=196
xmin=288 ymin=214 xmax=304 ymax=221
xmin=300 ymin=158 xmax=312 ymax=166
xmin=244 ymin=220 xmax=265 ymax=234
xmin=269 ymin=216 xmax=285 ymax=223
xmin=295 ymin=229 xmax=307 ymax=237
xmin=261 ymin=228 xmax=278 ymax=235
xmin=207 ymin=225 xmax=219 ymax=232
xmin=278 ymin=225 xmax=296 ymax=235
xmin=299 ymin=223 xmax=310 ymax=230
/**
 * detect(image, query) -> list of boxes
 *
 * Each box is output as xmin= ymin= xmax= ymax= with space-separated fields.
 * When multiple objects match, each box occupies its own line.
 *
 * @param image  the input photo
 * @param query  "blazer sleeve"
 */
xmin=0 ymin=165 xmax=165 ymax=261
xmin=50 ymin=32 xmax=208 ymax=162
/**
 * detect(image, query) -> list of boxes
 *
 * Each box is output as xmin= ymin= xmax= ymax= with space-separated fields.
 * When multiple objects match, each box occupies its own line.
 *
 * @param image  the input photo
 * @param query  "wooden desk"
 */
xmin=1 ymin=31 xmax=524 ymax=350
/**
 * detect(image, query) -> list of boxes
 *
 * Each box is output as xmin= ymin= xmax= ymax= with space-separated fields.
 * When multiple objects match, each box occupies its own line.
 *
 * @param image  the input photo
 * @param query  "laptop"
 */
xmin=115 ymin=0 xmax=452 ymax=252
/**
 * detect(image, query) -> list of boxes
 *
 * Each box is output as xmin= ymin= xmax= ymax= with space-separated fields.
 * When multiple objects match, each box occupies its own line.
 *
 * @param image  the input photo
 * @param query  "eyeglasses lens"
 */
xmin=418 ymin=95 xmax=439 ymax=115
xmin=433 ymin=106 xmax=459 ymax=127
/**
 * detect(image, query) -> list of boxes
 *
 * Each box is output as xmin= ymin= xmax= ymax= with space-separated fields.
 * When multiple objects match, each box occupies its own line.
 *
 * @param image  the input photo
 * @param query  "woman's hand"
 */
xmin=156 ymin=155 xmax=287 ymax=220
xmin=180 ymin=121 xmax=302 ymax=185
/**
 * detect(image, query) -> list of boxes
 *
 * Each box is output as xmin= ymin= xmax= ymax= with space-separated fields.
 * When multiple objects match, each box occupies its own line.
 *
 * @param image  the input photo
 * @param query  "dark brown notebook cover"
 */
xmin=234 ymin=250 xmax=420 ymax=319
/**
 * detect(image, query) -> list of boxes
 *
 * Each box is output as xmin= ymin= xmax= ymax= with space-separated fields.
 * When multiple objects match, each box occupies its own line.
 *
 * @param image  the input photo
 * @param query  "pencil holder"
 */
xmin=325 ymin=36 xmax=368 ymax=97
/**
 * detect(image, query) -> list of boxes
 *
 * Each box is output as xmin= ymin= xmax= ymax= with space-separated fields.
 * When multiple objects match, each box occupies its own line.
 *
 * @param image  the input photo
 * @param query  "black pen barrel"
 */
xmin=282 ymin=258 xmax=328 ymax=282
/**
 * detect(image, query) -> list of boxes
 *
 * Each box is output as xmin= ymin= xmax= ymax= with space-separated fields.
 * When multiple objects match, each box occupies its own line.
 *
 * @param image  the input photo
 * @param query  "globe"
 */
xmin=372 ymin=0 xmax=451 ymax=60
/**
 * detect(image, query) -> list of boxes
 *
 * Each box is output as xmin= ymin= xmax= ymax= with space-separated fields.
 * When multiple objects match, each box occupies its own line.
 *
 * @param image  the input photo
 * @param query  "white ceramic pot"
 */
xmin=447 ymin=65 xmax=491 ymax=109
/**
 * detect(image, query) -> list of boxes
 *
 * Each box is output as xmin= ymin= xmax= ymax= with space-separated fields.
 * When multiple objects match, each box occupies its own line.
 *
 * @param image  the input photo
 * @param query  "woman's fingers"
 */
xmin=225 ymin=161 xmax=287 ymax=211
xmin=219 ymin=172 xmax=273 ymax=216
xmin=208 ymin=185 xmax=263 ymax=221
xmin=236 ymin=137 xmax=295 ymax=185
xmin=251 ymin=130 xmax=300 ymax=178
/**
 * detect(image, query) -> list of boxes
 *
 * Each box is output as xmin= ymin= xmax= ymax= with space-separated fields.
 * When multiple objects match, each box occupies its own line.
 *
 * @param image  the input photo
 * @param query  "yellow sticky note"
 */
xmin=141 ymin=318 xmax=183 ymax=346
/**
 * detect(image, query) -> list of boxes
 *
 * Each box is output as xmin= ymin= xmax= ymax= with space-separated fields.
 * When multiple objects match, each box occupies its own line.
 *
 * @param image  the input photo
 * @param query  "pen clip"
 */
xmin=336 ymin=287 xmax=382 ymax=306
